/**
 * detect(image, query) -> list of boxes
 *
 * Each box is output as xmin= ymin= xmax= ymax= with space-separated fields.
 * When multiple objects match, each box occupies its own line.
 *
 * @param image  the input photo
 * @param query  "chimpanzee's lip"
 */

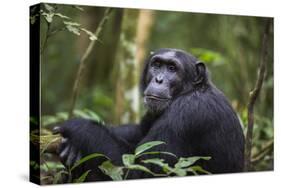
xmin=145 ymin=95 xmax=171 ymax=101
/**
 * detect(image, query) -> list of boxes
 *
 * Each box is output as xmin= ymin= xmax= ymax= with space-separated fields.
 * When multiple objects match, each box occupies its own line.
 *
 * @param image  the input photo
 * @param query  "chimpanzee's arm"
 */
xmin=54 ymin=118 xmax=144 ymax=181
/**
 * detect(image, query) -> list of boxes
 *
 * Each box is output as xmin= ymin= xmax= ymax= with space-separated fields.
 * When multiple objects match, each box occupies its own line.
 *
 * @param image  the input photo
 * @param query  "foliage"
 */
xmin=239 ymin=109 xmax=273 ymax=171
xmin=37 ymin=141 xmax=211 ymax=183
xmin=98 ymin=141 xmax=211 ymax=180
xmin=42 ymin=109 xmax=102 ymax=127
xmin=33 ymin=3 xmax=274 ymax=184
xmin=191 ymin=48 xmax=226 ymax=66
xmin=39 ymin=3 xmax=97 ymax=41
xmin=33 ymin=108 xmax=103 ymax=184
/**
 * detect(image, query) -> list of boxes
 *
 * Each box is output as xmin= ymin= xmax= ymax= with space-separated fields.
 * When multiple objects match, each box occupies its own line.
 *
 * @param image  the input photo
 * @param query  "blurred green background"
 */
xmin=38 ymin=3 xmax=273 ymax=173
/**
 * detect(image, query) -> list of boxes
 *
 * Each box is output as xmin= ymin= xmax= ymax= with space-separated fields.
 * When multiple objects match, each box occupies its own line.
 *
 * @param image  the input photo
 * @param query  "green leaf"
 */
xmin=74 ymin=109 xmax=92 ymax=120
xmin=81 ymin=28 xmax=97 ymax=41
xmin=83 ymin=109 xmax=102 ymax=122
xmin=73 ymin=109 xmax=87 ymax=118
xmin=73 ymin=109 xmax=102 ymax=122
xmin=126 ymin=164 xmax=160 ymax=176
xmin=172 ymin=168 xmax=186 ymax=176
xmin=42 ymin=115 xmax=59 ymax=126
xmin=42 ymin=12 xmax=54 ymax=23
xmin=65 ymin=25 xmax=80 ymax=36
xmin=74 ymin=170 xmax=91 ymax=183
xmin=56 ymin=112 xmax=68 ymax=120
xmin=53 ymin=170 xmax=68 ymax=184
xmin=71 ymin=153 xmax=108 ymax=171
xmin=98 ymin=161 xmax=124 ymax=180
xmin=54 ymin=13 xmax=70 ymax=20
xmin=186 ymin=165 xmax=211 ymax=175
xmin=40 ymin=161 xmax=65 ymax=172
xmin=122 ymin=154 xmax=135 ymax=166
xmin=63 ymin=21 xmax=81 ymax=26
xmin=135 ymin=141 xmax=165 ymax=156
xmin=63 ymin=21 xmax=81 ymax=36
xmin=142 ymin=158 xmax=172 ymax=174
xmin=175 ymin=156 xmax=211 ymax=169
xmin=44 ymin=4 xmax=55 ymax=12
xmin=190 ymin=48 xmax=225 ymax=66
xmin=141 ymin=158 xmax=165 ymax=165
xmin=137 ymin=151 xmax=177 ymax=159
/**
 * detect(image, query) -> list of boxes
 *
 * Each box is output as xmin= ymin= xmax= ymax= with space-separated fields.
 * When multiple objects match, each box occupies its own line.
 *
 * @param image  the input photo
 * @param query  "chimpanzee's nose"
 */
xmin=155 ymin=75 xmax=163 ymax=84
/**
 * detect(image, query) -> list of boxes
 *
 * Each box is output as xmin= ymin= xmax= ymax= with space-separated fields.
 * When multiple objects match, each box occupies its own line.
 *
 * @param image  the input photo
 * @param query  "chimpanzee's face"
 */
xmin=143 ymin=50 xmax=185 ymax=113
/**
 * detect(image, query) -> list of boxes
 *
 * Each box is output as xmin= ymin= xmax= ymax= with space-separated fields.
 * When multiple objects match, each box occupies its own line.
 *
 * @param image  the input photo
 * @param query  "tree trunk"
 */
xmin=114 ymin=9 xmax=140 ymax=124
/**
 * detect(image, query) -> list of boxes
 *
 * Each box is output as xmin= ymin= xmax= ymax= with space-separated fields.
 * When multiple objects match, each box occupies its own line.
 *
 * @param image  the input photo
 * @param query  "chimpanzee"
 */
xmin=54 ymin=48 xmax=245 ymax=181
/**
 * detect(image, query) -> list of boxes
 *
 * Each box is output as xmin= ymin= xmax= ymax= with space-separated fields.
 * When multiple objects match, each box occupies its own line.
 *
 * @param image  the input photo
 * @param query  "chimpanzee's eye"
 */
xmin=152 ymin=61 xmax=161 ymax=68
xmin=168 ymin=64 xmax=176 ymax=72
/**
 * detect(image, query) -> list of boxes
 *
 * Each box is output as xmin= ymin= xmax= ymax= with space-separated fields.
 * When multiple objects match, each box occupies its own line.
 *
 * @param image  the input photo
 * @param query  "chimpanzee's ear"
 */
xmin=193 ymin=61 xmax=207 ymax=86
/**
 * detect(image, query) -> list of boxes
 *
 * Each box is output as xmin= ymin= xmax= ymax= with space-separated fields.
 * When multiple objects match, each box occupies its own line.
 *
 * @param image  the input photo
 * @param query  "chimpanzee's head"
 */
xmin=141 ymin=48 xmax=208 ymax=113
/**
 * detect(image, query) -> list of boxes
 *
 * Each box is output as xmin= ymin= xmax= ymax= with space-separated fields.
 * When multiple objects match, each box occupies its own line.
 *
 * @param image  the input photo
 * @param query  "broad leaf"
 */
xmin=142 ymin=158 xmax=172 ymax=174
xmin=83 ymin=109 xmax=102 ymax=122
xmin=42 ymin=12 xmax=54 ymax=23
xmin=54 ymin=13 xmax=70 ymax=20
xmin=74 ymin=170 xmax=91 ymax=183
xmin=186 ymin=165 xmax=211 ymax=175
xmin=74 ymin=109 xmax=90 ymax=119
xmin=135 ymin=141 xmax=165 ymax=156
xmin=44 ymin=4 xmax=55 ymax=12
xmin=63 ymin=21 xmax=81 ymax=26
xmin=53 ymin=170 xmax=68 ymax=184
xmin=122 ymin=154 xmax=135 ymax=167
xmin=99 ymin=160 xmax=124 ymax=181
xmin=175 ymin=156 xmax=211 ymax=169
xmin=63 ymin=21 xmax=81 ymax=36
xmin=71 ymin=153 xmax=108 ymax=171
xmin=74 ymin=109 xmax=101 ymax=121
xmin=190 ymin=48 xmax=225 ymax=66
xmin=56 ymin=112 xmax=68 ymax=120
xmin=137 ymin=151 xmax=177 ymax=159
xmin=172 ymin=168 xmax=186 ymax=176
xmin=126 ymin=164 xmax=160 ymax=176
xmin=65 ymin=25 xmax=80 ymax=36
xmin=42 ymin=115 xmax=59 ymax=126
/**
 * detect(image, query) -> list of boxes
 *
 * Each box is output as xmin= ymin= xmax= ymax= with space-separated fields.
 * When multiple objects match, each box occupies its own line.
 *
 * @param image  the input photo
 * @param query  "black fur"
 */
xmin=55 ymin=48 xmax=244 ymax=181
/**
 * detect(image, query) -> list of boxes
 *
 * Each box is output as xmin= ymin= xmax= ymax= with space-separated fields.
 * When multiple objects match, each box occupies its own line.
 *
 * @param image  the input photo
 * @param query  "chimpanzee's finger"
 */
xmin=59 ymin=144 xmax=71 ymax=165
xmin=52 ymin=126 xmax=62 ymax=134
xmin=57 ymin=138 xmax=68 ymax=154
xmin=66 ymin=146 xmax=78 ymax=167
xmin=53 ymin=125 xmax=70 ymax=138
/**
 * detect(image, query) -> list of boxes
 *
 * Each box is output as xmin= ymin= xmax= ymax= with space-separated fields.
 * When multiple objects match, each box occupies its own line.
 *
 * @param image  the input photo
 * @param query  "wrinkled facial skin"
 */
xmin=144 ymin=51 xmax=184 ymax=113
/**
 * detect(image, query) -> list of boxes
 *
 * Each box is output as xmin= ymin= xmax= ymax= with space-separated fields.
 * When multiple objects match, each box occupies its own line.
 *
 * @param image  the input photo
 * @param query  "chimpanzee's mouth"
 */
xmin=145 ymin=95 xmax=170 ymax=101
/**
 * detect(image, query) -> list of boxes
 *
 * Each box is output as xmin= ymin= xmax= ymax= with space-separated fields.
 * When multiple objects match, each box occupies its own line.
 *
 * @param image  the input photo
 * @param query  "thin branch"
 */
xmin=251 ymin=140 xmax=273 ymax=165
xmin=41 ymin=25 xmax=67 ymax=55
xmin=244 ymin=19 xmax=272 ymax=171
xmin=40 ymin=5 xmax=56 ymax=55
xmin=68 ymin=8 xmax=112 ymax=118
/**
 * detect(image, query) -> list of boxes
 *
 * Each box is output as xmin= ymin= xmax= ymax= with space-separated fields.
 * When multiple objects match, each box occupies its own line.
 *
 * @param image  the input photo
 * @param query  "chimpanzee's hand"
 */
xmin=53 ymin=126 xmax=82 ymax=168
